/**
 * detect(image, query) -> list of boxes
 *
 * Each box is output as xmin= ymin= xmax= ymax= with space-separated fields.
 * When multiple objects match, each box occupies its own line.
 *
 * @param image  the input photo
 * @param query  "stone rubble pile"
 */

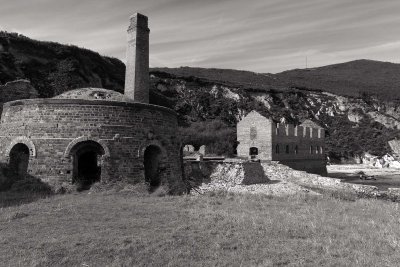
xmin=263 ymin=162 xmax=381 ymax=198
xmin=192 ymin=161 xmax=400 ymax=201
xmin=191 ymin=162 xmax=318 ymax=197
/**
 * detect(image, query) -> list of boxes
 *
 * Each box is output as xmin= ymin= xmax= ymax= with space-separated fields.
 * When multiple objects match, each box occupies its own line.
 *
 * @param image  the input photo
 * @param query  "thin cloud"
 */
xmin=1 ymin=0 xmax=399 ymax=73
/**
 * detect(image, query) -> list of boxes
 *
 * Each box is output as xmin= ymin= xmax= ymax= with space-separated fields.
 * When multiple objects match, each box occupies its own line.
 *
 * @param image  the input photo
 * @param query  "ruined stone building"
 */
xmin=0 ymin=14 xmax=183 ymax=192
xmin=237 ymin=111 xmax=326 ymax=175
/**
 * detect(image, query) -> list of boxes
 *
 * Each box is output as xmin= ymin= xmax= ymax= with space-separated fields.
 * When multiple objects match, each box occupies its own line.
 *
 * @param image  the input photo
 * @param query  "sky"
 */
xmin=1 ymin=0 xmax=400 ymax=73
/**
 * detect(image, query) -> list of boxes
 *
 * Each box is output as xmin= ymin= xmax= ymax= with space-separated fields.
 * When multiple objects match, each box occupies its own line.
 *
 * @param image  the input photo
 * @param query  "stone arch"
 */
xmin=139 ymin=140 xmax=167 ymax=159
xmin=249 ymin=147 xmax=258 ymax=155
xmin=140 ymin=141 xmax=168 ymax=191
xmin=9 ymin=143 xmax=30 ymax=178
xmin=64 ymin=136 xmax=110 ymax=158
xmin=66 ymin=139 xmax=107 ymax=191
xmin=144 ymin=145 xmax=163 ymax=190
xmin=5 ymin=136 xmax=36 ymax=158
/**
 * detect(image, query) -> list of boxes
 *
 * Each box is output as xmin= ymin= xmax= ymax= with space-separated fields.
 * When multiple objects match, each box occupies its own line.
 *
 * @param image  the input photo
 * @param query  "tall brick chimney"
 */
xmin=125 ymin=13 xmax=149 ymax=103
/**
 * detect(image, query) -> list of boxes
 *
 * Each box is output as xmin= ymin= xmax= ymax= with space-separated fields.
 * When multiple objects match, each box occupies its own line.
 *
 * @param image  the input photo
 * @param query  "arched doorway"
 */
xmin=249 ymin=147 xmax=258 ymax=160
xmin=9 ymin=143 xmax=30 ymax=178
xmin=144 ymin=145 xmax=163 ymax=191
xmin=71 ymin=141 xmax=105 ymax=191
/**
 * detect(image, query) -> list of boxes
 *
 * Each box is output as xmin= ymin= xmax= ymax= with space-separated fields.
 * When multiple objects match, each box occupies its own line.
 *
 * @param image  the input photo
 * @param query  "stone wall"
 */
xmin=236 ymin=110 xmax=326 ymax=175
xmin=237 ymin=111 xmax=273 ymax=160
xmin=0 ymin=99 xmax=183 ymax=191
xmin=271 ymin=122 xmax=325 ymax=161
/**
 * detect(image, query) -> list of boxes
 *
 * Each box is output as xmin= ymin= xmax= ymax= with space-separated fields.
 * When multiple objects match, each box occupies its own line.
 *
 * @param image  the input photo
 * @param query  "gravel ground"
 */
xmin=192 ymin=162 xmax=400 ymax=200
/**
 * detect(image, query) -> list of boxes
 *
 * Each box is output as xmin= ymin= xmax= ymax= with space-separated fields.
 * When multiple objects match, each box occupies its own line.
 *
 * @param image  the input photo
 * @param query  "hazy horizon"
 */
xmin=1 ymin=0 xmax=399 ymax=73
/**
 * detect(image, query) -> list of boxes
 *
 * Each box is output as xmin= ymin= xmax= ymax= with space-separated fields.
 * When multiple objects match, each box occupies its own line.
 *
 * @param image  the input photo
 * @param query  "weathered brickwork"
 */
xmin=0 ymin=98 xmax=183 ymax=190
xmin=125 ymin=13 xmax=149 ymax=103
xmin=237 ymin=110 xmax=327 ymax=175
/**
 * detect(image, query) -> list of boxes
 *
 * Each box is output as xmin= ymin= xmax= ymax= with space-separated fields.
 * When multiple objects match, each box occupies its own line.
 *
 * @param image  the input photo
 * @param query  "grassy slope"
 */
xmin=275 ymin=59 xmax=400 ymax=100
xmin=153 ymin=59 xmax=400 ymax=100
xmin=151 ymin=67 xmax=283 ymax=91
xmin=1 ymin=192 xmax=399 ymax=266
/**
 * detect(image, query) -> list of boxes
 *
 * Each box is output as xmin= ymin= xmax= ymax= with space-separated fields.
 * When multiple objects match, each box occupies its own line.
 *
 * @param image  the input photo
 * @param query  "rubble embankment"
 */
xmin=191 ymin=161 xmax=400 ymax=201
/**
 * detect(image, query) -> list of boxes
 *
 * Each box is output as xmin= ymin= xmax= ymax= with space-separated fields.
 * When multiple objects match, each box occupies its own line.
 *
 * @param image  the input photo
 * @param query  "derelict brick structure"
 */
xmin=237 ymin=111 xmax=327 ymax=175
xmin=0 ymin=13 xmax=184 ymax=192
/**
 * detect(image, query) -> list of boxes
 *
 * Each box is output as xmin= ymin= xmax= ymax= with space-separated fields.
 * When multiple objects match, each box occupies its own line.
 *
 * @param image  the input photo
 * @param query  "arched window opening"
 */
xmin=295 ymin=145 xmax=298 ymax=154
xmin=316 ymin=146 xmax=320 ymax=154
xmin=275 ymin=144 xmax=280 ymax=154
xmin=144 ymin=145 xmax=163 ymax=192
xmin=310 ymin=145 xmax=313 ymax=154
xmin=9 ymin=143 xmax=30 ymax=178
xmin=250 ymin=127 xmax=257 ymax=140
xmin=285 ymin=145 xmax=290 ymax=154
xmin=71 ymin=141 xmax=105 ymax=191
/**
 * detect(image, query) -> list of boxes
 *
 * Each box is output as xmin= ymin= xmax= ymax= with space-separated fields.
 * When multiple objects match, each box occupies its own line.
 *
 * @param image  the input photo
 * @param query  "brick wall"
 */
xmin=125 ymin=13 xmax=149 ymax=103
xmin=0 ymin=99 xmax=183 ymax=191
xmin=237 ymin=111 xmax=273 ymax=160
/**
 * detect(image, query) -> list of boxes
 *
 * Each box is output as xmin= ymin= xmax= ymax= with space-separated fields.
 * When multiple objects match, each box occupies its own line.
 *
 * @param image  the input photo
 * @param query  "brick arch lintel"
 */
xmin=139 ymin=140 xmax=167 ymax=159
xmin=6 ymin=136 xmax=36 ymax=157
xmin=64 ymin=136 xmax=111 ymax=158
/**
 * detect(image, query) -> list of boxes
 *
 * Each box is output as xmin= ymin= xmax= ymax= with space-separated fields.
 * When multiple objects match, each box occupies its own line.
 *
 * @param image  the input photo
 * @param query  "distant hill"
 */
xmin=151 ymin=67 xmax=285 ymax=92
xmin=153 ymin=60 xmax=400 ymax=101
xmin=275 ymin=60 xmax=400 ymax=100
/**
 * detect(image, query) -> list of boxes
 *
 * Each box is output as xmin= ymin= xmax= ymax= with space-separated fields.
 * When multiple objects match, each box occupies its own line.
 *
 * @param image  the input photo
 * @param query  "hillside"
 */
xmin=149 ymin=71 xmax=400 ymax=159
xmin=151 ymin=67 xmax=285 ymax=92
xmin=154 ymin=60 xmax=400 ymax=101
xmin=275 ymin=60 xmax=400 ymax=100
xmin=0 ymin=32 xmax=399 ymax=160
xmin=0 ymin=32 xmax=125 ymax=97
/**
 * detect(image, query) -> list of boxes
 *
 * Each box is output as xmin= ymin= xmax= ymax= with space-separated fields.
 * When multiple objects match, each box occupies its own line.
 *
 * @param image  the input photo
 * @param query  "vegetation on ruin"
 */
xmin=1 ymin=192 xmax=399 ymax=266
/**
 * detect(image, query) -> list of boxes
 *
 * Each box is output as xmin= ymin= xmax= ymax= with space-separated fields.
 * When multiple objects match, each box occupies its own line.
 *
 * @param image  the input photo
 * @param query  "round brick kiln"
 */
xmin=0 ymin=14 xmax=184 ymax=192
xmin=0 ymin=88 xmax=183 ymax=191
